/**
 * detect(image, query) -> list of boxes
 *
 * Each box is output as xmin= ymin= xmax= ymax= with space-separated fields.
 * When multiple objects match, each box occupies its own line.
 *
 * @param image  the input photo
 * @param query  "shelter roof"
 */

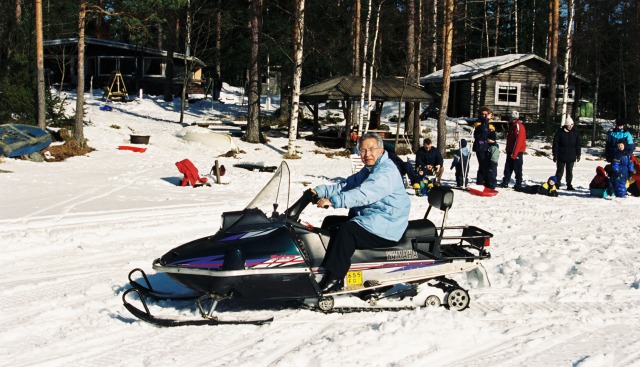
xmin=300 ymin=75 xmax=434 ymax=103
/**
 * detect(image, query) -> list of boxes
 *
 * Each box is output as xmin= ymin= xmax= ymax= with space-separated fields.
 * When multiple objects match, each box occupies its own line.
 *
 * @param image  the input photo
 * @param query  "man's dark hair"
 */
xmin=423 ymin=138 xmax=432 ymax=145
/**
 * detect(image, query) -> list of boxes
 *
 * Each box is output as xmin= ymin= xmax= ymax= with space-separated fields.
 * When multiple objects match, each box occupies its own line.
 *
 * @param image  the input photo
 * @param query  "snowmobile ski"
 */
xmin=122 ymin=288 xmax=273 ymax=327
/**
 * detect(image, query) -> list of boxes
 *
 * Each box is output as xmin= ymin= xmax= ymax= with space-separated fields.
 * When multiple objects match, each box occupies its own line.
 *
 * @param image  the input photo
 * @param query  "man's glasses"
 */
xmin=359 ymin=147 xmax=381 ymax=155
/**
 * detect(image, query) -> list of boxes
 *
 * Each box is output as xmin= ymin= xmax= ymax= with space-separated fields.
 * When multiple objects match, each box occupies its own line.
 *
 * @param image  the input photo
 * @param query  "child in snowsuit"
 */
xmin=484 ymin=131 xmax=500 ymax=189
xmin=515 ymin=176 xmax=559 ymax=197
xmin=589 ymin=165 xmax=611 ymax=198
xmin=610 ymin=140 xmax=634 ymax=198
xmin=629 ymin=155 xmax=640 ymax=197
xmin=451 ymin=138 xmax=470 ymax=188
xmin=413 ymin=165 xmax=434 ymax=197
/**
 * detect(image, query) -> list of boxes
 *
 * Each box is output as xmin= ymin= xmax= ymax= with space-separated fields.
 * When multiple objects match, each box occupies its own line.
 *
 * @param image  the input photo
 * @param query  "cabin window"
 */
xmin=143 ymin=57 xmax=165 ymax=77
xmin=539 ymin=85 xmax=575 ymax=102
xmin=98 ymin=57 xmax=136 ymax=76
xmin=494 ymin=82 xmax=521 ymax=106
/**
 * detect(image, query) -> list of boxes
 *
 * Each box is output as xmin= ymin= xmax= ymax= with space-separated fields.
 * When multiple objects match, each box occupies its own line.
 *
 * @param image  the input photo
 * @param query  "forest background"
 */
xmin=0 ymin=0 xmax=638 ymax=149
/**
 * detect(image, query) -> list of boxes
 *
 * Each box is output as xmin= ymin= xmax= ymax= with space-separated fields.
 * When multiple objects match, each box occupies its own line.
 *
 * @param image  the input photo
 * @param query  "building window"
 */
xmin=97 ymin=57 xmax=137 ymax=76
xmin=495 ymin=82 xmax=521 ymax=106
xmin=539 ymin=85 xmax=575 ymax=102
xmin=143 ymin=57 xmax=165 ymax=77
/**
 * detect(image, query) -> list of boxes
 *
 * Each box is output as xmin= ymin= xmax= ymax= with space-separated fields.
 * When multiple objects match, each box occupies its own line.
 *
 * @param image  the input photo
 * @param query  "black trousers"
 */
xmin=555 ymin=160 xmax=575 ymax=186
xmin=321 ymin=220 xmax=396 ymax=279
xmin=502 ymin=152 xmax=524 ymax=186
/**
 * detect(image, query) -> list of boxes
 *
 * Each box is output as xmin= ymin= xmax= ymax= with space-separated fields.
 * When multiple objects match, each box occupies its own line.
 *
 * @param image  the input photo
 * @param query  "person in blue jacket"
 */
xmin=605 ymin=119 xmax=634 ymax=162
xmin=313 ymin=132 xmax=411 ymax=293
xmin=451 ymin=138 xmax=470 ymax=187
xmin=610 ymin=140 xmax=635 ymax=197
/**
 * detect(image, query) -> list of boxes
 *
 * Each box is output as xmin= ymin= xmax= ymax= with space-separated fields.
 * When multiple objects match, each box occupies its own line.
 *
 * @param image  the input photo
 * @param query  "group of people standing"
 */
xmin=469 ymin=106 xmax=637 ymax=198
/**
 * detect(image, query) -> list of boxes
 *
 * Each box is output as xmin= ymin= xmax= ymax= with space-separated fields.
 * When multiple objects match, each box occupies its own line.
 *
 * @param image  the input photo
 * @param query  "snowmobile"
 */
xmin=122 ymin=162 xmax=493 ymax=326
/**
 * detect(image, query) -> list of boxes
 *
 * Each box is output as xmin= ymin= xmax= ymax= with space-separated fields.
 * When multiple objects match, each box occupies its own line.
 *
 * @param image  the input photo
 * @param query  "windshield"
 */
xmin=245 ymin=161 xmax=290 ymax=218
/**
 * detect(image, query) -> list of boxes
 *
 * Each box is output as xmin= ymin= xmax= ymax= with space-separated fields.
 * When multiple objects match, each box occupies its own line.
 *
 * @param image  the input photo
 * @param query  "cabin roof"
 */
xmin=420 ymin=54 xmax=589 ymax=84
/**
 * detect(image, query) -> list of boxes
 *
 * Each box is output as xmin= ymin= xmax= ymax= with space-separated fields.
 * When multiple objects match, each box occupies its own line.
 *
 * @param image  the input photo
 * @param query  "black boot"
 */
xmin=319 ymin=273 xmax=344 ymax=293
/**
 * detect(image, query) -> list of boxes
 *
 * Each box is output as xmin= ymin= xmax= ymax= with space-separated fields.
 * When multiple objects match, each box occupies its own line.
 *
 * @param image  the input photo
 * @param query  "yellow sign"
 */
xmin=345 ymin=270 xmax=363 ymax=286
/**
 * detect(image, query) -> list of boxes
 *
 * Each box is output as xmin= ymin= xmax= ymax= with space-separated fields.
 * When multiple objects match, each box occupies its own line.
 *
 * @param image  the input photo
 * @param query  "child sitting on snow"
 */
xmin=589 ymin=165 xmax=611 ymax=198
xmin=451 ymin=139 xmax=470 ymax=188
xmin=413 ymin=165 xmax=434 ymax=197
xmin=514 ymin=176 xmax=559 ymax=197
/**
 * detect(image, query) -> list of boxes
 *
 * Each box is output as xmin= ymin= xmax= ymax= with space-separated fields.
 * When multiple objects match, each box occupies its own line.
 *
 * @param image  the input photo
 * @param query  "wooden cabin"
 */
xmin=420 ymin=54 xmax=589 ymax=121
xmin=43 ymin=37 xmax=206 ymax=96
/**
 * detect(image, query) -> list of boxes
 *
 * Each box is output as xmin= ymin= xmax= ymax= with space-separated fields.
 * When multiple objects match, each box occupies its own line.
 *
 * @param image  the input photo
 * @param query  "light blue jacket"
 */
xmin=315 ymin=151 xmax=411 ymax=241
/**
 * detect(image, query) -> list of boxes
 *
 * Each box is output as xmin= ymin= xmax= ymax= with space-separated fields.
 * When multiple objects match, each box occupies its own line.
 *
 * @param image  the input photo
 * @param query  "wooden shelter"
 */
xmin=300 ymin=75 xmax=434 ymax=146
xmin=43 ymin=37 xmax=206 ymax=96
xmin=420 ymin=54 xmax=589 ymax=121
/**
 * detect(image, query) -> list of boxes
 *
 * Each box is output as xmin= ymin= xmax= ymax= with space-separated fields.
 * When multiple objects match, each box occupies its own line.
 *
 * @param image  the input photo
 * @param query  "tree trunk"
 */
xmin=215 ymin=0 xmax=222 ymax=76
xmin=15 ymin=0 xmax=21 ymax=22
xmin=430 ymin=0 xmax=437 ymax=73
xmin=546 ymin=0 xmax=559 ymax=125
xmin=405 ymin=0 xmax=416 ymax=144
xmin=75 ymin=0 xmax=87 ymax=146
xmin=287 ymin=0 xmax=305 ymax=157
xmin=352 ymin=0 xmax=361 ymax=76
xmin=493 ymin=0 xmax=500 ymax=56
xmin=180 ymin=0 xmax=192 ymax=125
xmin=358 ymin=0 xmax=373 ymax=135
xmin=531 ymin=0 xmax=536 ymax=53
xmin=438 ymin=0 xmax=454 ymax=158
xmin=514 ymin=0 xmax=519 ymax=53
xmin=365 ymin=1 xmax=384 ymax=135
xmin=35 ymin=0 xmax=46 ymax=129
xmin=164 ymin=14 xmax=178 ymax=102
xmin=560 ymin=0 xmax=574 ymax=124
xmin=245 ymin=0 xmax=262 ymax=143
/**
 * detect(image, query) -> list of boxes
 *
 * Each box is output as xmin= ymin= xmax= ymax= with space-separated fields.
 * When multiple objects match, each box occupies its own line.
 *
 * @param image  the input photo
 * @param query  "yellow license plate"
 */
xmin=345 ymin=270 xmax=363 ymax=286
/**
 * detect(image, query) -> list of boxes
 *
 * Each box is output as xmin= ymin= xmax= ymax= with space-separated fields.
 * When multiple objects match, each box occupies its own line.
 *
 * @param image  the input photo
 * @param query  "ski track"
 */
xmin=4 ymin=148 xmax=640 ymax=365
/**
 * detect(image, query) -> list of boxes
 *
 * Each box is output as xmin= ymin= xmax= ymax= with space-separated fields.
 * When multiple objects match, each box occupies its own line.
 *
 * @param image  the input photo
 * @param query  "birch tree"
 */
xmin=364 ymin=0 xmax=385 ymax=135
xmin=357 ymin=0 xmax=373 ymax=135
xmin=179 ymin=0 xmax=191 ymax=124
xmin=286 ymin=0 xmax=305 ymax=157
xmin=560 ymin=0 xmax=575 ymax=125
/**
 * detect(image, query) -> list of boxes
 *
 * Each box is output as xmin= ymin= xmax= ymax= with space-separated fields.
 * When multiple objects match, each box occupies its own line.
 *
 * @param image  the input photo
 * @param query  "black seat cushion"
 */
xmin=351 ymin=219 xmax=437 ymax=263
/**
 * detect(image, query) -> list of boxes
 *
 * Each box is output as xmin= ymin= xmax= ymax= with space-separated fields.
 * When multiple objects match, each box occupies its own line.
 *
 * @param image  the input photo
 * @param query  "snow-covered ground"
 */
xmin=2 ymin=86 xmax=640 ymax=367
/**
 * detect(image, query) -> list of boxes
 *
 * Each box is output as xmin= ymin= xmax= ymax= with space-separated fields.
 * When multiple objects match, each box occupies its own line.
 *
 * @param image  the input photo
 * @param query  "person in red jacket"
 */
xmin=499 ymin=111 xmax=527 ymax=189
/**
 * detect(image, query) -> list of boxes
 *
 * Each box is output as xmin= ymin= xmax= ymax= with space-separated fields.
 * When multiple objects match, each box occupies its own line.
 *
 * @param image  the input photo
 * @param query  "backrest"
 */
xmin=176 ymin=159 xmax=200 ymax=180
xmin=428 ymin=186 xmax=454 ymax=211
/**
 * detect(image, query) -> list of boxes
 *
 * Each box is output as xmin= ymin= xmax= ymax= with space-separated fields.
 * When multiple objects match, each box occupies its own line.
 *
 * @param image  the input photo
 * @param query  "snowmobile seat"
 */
xmin=351 ymin=219 xmax=437 ymax=263
xmin=176 ymin=159 xmax=209 ymax=187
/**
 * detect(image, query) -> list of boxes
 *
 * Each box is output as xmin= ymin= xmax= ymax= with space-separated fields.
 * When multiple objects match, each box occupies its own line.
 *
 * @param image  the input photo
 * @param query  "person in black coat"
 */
xmin=415 ymin=138 xmax=444 ymax=185
xmin=552 ymin=116 xmax=581 ymax=190
xmin=384 ymin=145 xmax=419 ymax=186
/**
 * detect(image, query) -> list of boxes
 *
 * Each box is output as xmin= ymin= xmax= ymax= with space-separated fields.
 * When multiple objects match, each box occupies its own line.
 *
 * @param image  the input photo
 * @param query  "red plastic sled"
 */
xmin=118 ymin=145 xmax=147 ymax=153
xmin=468 ymin=184 xmax=499 ymax=197
xmin=175 ymin=159 xmax=209 ymax=187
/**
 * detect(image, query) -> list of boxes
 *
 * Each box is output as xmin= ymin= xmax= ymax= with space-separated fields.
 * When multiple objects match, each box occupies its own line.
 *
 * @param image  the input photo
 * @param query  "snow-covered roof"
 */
xmin=43 ymin=37 xmax=206 ymax=67
xmin=420 ymin=53 xmax=588 ymax=84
